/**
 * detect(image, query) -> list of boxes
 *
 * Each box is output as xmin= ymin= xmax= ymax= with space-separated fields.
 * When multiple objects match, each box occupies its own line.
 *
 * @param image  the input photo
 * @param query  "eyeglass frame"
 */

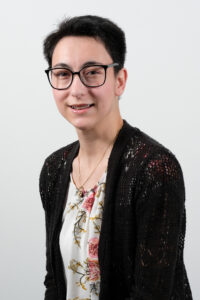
xmin=44 ymin=62 xmax=119 ymax=90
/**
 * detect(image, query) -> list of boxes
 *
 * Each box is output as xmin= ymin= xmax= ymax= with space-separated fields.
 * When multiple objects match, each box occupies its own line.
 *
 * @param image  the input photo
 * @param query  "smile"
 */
xmin=68 ymin=103 xmax=94 ymax=114
xmin=69 ymin=104 xmax=94 ymax=110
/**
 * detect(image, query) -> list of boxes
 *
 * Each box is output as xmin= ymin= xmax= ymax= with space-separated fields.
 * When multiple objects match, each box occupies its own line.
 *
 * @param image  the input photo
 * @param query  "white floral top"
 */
xmin=59 ymin=170 xmax=107 ymax=300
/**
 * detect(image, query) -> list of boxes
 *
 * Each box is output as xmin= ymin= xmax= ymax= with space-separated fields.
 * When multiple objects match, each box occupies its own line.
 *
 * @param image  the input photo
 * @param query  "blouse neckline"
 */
xmin=70 ymin=168 xmax=107 ymax=195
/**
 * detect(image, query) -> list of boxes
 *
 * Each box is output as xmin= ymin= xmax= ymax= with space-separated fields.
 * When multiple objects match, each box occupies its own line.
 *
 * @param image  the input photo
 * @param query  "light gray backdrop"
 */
xmin=0 ymin=0 xmax=199 ymax=299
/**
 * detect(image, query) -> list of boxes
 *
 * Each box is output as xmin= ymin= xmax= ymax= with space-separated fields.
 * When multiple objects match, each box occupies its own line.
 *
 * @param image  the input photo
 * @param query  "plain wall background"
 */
xmin=0 ymin=0 xmax=199 ymax=299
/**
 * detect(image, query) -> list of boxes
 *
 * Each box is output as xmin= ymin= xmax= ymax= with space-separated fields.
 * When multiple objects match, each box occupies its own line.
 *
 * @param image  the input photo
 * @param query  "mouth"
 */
xmin=69 ymin=103 xmax=94 ymax=110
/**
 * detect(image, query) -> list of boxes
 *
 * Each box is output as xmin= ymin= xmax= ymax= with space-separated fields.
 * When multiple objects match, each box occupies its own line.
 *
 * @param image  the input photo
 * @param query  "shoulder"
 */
xmin=121 ymin=120 xmax=184 ymax=184
xmin=41 ymin=140 xmax=78 ymax=172
xmin=43 ymin=140 xmax=78 ymax=165
xmin=39 ymin=140 xmax=78 ymax=209
xmin=121 ymin=122 xmax=185 ymax=215
xmin=123 ymin=120 xmax=173 ymax=155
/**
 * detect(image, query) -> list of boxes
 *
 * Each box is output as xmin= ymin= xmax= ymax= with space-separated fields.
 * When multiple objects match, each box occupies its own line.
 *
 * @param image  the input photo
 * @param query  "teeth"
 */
xmin=71 ymin=104 xmax=93 ymax=110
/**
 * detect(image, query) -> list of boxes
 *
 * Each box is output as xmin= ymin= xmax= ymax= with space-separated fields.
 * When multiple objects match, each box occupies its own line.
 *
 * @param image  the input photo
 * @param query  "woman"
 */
xmin=39 ymin=15 xmax=193 ymax=300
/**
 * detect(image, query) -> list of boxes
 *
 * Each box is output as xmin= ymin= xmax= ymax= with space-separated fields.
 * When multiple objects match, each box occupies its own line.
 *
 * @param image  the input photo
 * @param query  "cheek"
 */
xmin=52 ymin=90 xmax=69 ymax=117
xmin=53 ymin=90 xmax=67 ymax=106
xmin=97 ymin=84 xmax=116 ymax=107
xmin=92 ymin=81 xmax=116 ymax=101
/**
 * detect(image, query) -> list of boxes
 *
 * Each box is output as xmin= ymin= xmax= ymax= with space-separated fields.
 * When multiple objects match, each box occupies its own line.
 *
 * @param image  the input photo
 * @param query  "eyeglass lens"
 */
xmin=49 ymin=65 xmax=106 ymax=89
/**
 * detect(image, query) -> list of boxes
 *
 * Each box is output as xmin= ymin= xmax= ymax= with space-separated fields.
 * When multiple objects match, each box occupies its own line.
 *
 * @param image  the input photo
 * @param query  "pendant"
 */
xmin=77 ymin=186 xmax=84 ymax=198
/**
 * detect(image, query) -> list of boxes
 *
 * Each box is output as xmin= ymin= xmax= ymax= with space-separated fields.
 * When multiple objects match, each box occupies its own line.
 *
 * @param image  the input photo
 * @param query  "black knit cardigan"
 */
xmin=39 ymin=119 xmax=193 ymax=300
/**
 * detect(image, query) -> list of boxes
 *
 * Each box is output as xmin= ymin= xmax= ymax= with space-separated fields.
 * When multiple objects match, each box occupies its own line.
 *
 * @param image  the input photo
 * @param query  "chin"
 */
xmin=70 ymin=118 xmax=95 ymax=131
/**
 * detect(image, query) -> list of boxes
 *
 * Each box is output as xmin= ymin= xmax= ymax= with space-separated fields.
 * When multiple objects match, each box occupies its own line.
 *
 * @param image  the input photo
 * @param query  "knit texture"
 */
xmin=39 ymin=119 xmax=193 ymax=300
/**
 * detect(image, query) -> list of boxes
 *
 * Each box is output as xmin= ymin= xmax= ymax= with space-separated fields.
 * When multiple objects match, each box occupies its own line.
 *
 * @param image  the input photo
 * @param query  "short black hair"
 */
xmin=43 ymin=15 xmax=126 ymax=73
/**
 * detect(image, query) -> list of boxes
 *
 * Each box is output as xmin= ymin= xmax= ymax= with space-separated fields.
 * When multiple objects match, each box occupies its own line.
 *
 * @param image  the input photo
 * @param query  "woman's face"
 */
xmin=51 ymin=36 xmax=126 ymax=131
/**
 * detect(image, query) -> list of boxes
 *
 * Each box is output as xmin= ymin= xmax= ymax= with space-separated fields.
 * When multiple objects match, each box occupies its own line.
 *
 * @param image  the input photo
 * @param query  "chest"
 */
xmin=71 ymin=155 xmax=109 ymax=192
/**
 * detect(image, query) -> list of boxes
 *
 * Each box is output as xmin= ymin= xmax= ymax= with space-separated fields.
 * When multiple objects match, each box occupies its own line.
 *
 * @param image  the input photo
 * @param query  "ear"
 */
xmin=115 ymin=68 xmax=128 ymax=96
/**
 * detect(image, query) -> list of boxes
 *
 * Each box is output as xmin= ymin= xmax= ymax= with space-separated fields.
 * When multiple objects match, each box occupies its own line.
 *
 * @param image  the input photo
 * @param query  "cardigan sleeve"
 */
xmin=132 ymin=151 xmax=185 ymax=299
xmin=39 ymin=160 xmax=59 ymax=300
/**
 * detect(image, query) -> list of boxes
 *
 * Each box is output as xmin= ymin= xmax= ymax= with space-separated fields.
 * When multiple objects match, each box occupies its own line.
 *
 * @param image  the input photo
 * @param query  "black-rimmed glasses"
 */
xmin=45 ymin=63 xmax=119 ymax=90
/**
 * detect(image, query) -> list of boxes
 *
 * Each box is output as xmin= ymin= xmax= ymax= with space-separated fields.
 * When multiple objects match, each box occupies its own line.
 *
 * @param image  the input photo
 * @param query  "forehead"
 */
xmin=52 ymin=36 xmax=112 ymax=68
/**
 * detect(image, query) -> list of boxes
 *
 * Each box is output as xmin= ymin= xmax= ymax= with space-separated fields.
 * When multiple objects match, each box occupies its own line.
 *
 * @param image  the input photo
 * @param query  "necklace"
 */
xmin=76 ymin=130 xmax=120 ymax=197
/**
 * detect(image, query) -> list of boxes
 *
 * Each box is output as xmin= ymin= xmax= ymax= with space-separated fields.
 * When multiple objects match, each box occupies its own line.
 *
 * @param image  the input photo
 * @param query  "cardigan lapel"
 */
xmin=98 ymin=120 xmax=134 ymax=262
xmin=51 ymin=141 xmax=80 ymax=243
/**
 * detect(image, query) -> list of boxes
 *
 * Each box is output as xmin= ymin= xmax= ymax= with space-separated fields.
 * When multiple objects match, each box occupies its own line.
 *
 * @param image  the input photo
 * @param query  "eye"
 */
xmin=87 ymin=70 xmax=99 ymax=75
xmin=84 ymin=66 xmax=104 ymax=77
xmin=52 ymin=69 xmax=71 ymax=79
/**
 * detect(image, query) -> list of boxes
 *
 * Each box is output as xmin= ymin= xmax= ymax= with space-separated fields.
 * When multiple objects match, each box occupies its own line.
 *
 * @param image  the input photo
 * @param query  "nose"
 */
xmin=70 ymin=73 xmax=87 ymax=97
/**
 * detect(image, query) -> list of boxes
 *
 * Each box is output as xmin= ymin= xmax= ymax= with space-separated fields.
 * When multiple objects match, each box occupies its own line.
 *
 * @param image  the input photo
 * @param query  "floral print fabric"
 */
xmin=59 ymin=170 xmax=107 ymax=300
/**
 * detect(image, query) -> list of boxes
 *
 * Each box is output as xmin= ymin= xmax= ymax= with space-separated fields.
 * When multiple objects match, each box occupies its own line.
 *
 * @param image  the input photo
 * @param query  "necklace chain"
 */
xmin=77 ymin=130 xmax=120 ymax=197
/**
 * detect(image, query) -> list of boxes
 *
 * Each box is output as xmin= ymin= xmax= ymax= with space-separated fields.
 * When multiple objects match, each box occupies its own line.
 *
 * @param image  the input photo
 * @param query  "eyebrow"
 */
xmin=52 ymin=61 xmax=104 ymax=70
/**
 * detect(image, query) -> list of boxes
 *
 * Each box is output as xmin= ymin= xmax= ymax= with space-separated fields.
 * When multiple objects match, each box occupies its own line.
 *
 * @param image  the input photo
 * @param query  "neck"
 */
xmin=76 ymin=115 xmax=123 ymax=167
